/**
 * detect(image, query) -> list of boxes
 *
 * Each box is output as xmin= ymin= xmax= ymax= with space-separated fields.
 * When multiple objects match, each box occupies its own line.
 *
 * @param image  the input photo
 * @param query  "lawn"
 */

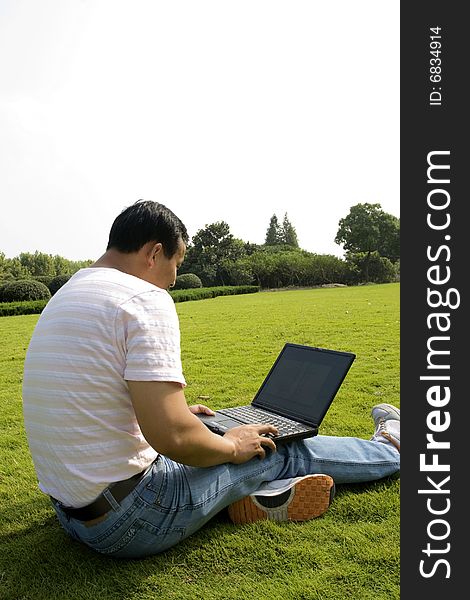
xmin=0 ymin=283 xmax=399 ymax=600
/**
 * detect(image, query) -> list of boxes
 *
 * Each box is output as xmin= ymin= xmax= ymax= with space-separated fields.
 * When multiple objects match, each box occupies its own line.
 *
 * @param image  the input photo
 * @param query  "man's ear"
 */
xmin=147 ymin=242 xmax=163 ymax=266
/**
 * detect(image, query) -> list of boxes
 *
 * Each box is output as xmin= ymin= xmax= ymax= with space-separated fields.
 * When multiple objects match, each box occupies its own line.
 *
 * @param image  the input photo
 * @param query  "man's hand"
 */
xmin=224 ymin=423 xmax=278 ymax=463
xmin=127 ymin=380 xmax=278 ymax=467
xmin=187 ymin=404 xmax=278 ymax=462
xmin=188 ymin=404 xmax=215 ymax=416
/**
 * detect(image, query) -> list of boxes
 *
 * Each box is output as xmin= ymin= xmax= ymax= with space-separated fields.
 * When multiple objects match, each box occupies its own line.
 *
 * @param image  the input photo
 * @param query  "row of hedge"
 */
xmin=170 ymin=285 xmax=259 ymax=303
xmin=0 ymin=273 xmax=204 ymax=304
xmin=0 ymin=286 xmax=260 ymax=317
xmin=0 ymin=299 xmax=49 ymax=317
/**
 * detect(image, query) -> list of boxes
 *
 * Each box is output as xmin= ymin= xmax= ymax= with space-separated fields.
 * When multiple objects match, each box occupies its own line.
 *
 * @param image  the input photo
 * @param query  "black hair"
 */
xmin=106 ymin=200 xmax=189 ymax=258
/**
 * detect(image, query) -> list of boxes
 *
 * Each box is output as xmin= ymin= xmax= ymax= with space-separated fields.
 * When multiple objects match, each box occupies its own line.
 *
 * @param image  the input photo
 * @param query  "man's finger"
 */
xmin=256 ymin=423 xmax=279 ymax=436
xmin=260 ymin=436 xmax=277 ymax=453
xmin=189 ymin=404 xmax=215 ymax=415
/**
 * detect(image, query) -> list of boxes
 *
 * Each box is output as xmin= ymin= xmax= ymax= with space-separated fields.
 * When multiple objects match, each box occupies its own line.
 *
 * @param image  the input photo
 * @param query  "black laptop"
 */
xmin=196 ymin=343 xmax=355 ymax=443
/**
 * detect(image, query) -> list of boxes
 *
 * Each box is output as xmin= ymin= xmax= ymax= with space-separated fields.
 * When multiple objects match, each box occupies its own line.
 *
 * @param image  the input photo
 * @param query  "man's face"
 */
xmin=151 ymin=239 xmax=186 ymax=290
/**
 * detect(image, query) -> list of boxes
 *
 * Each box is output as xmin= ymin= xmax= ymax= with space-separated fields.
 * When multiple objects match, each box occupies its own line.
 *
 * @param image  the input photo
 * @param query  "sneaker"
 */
xmin=371 ymin=403 xmax=400 ymax=452
xmin=227 ymin=474 xmax=335 ymax=524
xmin=371 ymin=403 xmax=400 ymax=424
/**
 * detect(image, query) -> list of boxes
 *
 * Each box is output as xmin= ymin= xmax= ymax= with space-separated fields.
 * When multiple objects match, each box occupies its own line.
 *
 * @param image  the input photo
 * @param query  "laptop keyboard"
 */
xmin=218 ymin=405 xmax=314 ymax=436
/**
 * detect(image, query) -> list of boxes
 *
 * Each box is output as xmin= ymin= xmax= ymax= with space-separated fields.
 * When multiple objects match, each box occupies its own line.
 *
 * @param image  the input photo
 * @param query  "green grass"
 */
xmin=0 ymin=284 xmax=399 ymax=600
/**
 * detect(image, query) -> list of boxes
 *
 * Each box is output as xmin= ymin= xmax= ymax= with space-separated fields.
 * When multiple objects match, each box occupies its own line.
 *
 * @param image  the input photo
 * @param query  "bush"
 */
xmin=393 ymin=259 xmax=400 ymax=282
xmin=0 ymin=285 xmax=260 ymax=316
xmin=243 ymin=250 xmax=352 ymax=289
xmin=220 ymin=259 xmax=254 ymax=286
xmin=345 ymin=252 xmax=396 ymax=283
xmin=173 ymin=273 xmax=203 ymax=290
xmin=33 ymin=275 xmax=55 ymax=288
xmin=0 ymin=299 xmax=49 ymax=317
xmin=170 ymin=285 xmax=259 ymax=303
xmin=0 ymin=279 xmax=51 ymax=302
xmin=48 ymin=274 xmax=71 ymax=296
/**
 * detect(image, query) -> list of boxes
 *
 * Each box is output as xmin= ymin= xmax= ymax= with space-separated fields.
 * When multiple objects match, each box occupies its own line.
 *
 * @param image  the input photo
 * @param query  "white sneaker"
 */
xmin=371 ymin=403 xmax=400 ymax=423
xmin=371 ymin=403 xmax=400 ymax=452
xmin=228 ymin=474 xmax=335 ymax=524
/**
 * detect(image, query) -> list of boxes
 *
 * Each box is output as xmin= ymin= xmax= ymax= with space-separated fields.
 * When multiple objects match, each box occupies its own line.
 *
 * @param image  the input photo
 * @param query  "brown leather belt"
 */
xmin=51 ymin=467 xmax=149 ymax=522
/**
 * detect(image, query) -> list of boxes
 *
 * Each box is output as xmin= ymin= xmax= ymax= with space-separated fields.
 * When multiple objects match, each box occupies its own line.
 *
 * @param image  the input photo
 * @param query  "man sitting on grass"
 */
xmin=22 ymin=200 xmax=400 ymax=559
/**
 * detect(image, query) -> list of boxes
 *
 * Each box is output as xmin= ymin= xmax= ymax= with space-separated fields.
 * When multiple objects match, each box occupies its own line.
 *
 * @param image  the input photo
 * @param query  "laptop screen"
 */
xmin=253 ymin=344 xmax=355 ymax=426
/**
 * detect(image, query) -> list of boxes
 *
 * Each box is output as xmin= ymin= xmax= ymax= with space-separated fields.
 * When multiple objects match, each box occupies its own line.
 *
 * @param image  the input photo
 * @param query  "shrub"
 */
xmin=0 ymin=279 xmax=51 ymax=302
xmin=393 ymin=259 xmax=400 ymax=282
xmin=0 ymin=285 xmax=260 ymax=316
xmin=170 ymin=285 xmax=259 ymax=303
xmin=345 ymin=252 xmax=396 ymax=283
xmin=0 ymin=299 xmax=49 ymax=317
xmin=173 ymin=273 xmax=203 ymax=290
xmin=48 ymin=274 xmax=71 ymax=296
xmin=243 ymin=250 xmax=352 ymax=289
xmin=220 ymin=259 xmax=255 ymax=286
xmin=33 ymin=275 xmax=55 ymax=288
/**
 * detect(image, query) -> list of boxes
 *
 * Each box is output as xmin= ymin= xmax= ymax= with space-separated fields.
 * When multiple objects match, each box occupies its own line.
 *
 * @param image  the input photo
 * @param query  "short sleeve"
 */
xmin=118 ymin=290 xmax=186 ymax=386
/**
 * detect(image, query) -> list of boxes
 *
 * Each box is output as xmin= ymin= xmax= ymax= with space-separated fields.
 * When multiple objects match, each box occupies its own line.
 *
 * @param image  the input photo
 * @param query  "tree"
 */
xmin=345 ymin=252 xmax=396 ymax=284
xmin=265 ymin=213 xmax=299 ymax=247
xmin=0 ymin=252 xmax=5 ymax=282
xmin=19 ymin=251 xmax=55 ymax=278
xmin=265 ymin=214 xmax=282 ymax=245
xmin=280 ymin=213 xmax=299 ymax=247
xmin=52 ymin=255 xmax=72 ymax=276
xmin=375 ymin=213 xmax=400 ymax=262
xmin=180 ymin=222 xmax=247 ymax=286
xmin=335 ymin=203 xmax=399 ymax=281
xmin=1 ymin=257 xmax=30 ymax=281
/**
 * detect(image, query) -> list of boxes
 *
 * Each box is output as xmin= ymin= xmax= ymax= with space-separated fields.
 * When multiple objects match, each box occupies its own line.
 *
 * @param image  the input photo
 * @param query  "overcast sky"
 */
xmin=0 ymin=0 xmax=399 ymax=261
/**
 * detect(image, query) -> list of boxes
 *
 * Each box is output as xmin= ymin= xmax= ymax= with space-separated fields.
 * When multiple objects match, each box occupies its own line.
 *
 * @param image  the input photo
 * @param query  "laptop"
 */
xmin=196 ymin=343 xmax=355 ymax=443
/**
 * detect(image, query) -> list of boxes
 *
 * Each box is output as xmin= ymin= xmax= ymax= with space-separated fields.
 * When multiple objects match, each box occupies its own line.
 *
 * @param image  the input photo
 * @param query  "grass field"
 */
xmin=0 ymin=283 xmax=400 ymax=600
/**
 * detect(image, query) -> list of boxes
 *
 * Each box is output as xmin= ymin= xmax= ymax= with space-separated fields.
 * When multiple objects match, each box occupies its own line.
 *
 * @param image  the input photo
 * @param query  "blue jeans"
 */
xmin=52 ymin=435 xmax=400 ymax=558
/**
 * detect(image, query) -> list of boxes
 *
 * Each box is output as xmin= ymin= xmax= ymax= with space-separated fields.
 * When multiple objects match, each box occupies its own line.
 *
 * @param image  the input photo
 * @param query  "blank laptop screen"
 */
xmin=253 ymin=344 xmax=355 ymax=425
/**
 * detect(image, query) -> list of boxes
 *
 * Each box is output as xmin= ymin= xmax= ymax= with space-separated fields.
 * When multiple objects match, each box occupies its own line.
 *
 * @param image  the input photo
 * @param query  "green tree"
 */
xmin=19 ymin=251 xmax=55 ymax=278
xmin=280 ymin=213 xmax=299 ymax=247
xmin=345 ymin=251 xmax=396 ymax=283
xmin=2 ymin=257 xmax=31 ymax=281
xmin=0 ymin=252 xmax=5 ymax=282
xmin=265 ymin=214 xmax=282 ymax=245
xmin=265 ymin=213 xmax=299 ymax=247
xmin=52 ymin=255 xmax=72 ymax=276
xmin=375 ymin=213 xmax=400 ymax=262
xmin=220 ymin=258 xmax=254 ymax=286
xmin=335 ymin=203 xmax=399 ymax=281
xmin=181 ymin=222 xmax=247 ymax=286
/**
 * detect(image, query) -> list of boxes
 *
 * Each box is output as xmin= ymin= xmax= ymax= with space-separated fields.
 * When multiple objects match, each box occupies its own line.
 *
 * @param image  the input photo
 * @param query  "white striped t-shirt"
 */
xmin=22 ymin=267 xmax=186 ymax=508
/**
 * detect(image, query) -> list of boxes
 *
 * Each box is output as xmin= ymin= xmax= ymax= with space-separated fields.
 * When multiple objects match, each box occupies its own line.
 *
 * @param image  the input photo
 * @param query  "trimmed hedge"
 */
xmin=0 ymin=299 xmax=49 ymax=317
xmin=173 ymin=273 xmax=203 ymax=290
xmin=0 ymin=279 xmax=51 ymax=303
xmin=49 ymin=274 xmax=71 ymax=295
xmin=170 ymin=285 xmax=259 ymax=303
xmin=0 ymin=285 xmax=260 ymax=317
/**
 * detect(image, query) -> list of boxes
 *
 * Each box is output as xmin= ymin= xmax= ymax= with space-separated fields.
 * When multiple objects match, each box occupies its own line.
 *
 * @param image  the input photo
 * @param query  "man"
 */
xmin=22 ymin=200 xmax=400 ymax=558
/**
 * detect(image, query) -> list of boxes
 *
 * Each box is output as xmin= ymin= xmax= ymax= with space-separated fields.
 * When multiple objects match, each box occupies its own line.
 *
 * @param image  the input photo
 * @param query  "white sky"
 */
xmin=0 ymin=0 xmax=399 ymax=261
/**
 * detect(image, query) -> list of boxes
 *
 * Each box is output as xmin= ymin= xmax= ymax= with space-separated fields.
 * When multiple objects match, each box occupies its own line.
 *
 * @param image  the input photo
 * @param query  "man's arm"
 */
xmin=127 ymin=380 xmax=277 ymax=467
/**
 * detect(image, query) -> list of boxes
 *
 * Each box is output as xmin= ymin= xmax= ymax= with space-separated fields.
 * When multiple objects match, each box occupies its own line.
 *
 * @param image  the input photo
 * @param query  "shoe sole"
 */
xmin=228 ymin=474 xmax=335 ymax=524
